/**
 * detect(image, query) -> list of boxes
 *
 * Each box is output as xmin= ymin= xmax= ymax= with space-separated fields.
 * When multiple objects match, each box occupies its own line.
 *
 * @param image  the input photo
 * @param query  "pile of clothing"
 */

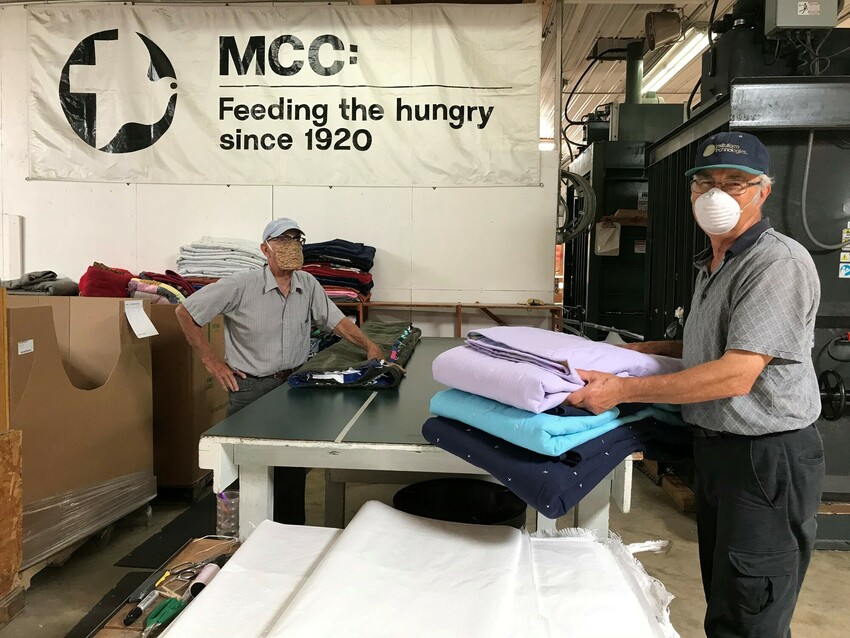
xmin=289 ymin=321 xmax=420 ymax=389
xmin=79 ymin=262 xmax=135 ymax=297
xmin=1 ymin=270 xmax=78 ymax=296
xmin=176 ymin=237 xmax=266 ymax=278
xmin=302 ymin=239 xmax=376 ymax=302
xmin=424 ymin=326 xmax=691 ymax=518
xmin=127 ymin=278 xmax=186 ymax=304
xmin=79 ymin=263 xmax=197 ymax=304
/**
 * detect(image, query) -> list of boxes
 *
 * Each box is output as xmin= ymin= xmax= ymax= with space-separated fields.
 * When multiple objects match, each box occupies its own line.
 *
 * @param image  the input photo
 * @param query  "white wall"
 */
xmin=0 ymin=5 xmax=557 ymax=335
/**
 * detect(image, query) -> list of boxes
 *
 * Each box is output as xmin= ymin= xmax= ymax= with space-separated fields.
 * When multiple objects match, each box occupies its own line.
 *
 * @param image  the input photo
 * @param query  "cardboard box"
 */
xmin=7 ymin=297 xmax=154 ymax=504
xmin=149 ymin=305 xmax=227 ymax=488
xmin=0 ymin=430 xmax=22 ymax=599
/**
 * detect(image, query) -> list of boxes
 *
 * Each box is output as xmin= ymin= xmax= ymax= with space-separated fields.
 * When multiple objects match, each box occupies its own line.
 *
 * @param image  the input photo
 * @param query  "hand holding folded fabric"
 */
xmin=565 ymin=368 xmax=624 ymax=414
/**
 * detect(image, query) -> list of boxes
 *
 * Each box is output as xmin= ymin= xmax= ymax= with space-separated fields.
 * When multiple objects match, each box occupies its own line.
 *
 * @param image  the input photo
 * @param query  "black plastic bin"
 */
xmin=393 ymin=478 xmax=527 ymax=529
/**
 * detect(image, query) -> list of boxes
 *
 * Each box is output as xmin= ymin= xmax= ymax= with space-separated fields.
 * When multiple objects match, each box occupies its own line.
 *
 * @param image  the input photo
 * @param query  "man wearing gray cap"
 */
xmin=177 ymin=218 xmax=382 ymax=524
xmin=567 ymin=133 xmax=824 ymax=637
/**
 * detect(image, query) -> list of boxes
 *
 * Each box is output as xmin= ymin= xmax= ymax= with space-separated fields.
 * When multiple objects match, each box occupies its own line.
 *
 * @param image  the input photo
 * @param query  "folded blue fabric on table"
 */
xmin=422 ymin=416 xmax=693 ymax=519
xmin=429 ymin=389 xmax=685 ymax=457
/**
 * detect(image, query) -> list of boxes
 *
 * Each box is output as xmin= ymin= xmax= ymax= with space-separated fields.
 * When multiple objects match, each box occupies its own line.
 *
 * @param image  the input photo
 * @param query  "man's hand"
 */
xmin=565 ymin=369 xmax=625 ymax=414
xmin=202 ymin=356 xmax=246 ymax=392
xmin=366 ymin=342 xmax=384 ymax=361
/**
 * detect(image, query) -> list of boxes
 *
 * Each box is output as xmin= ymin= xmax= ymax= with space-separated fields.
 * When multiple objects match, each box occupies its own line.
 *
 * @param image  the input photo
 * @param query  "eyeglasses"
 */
xmin=690 ymin=178 xmax=763 ymax=196
xmin=268 ymin=235 xmax=305 ymax=245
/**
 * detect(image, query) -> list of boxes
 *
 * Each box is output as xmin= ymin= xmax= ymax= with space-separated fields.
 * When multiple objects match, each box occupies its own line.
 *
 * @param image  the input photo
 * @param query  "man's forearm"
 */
xmin=636 ymin=340 xmax=683 ymax=358
xmin=334 ymin=318 xmax=374 ymax=351
xmin=176 ymin=305 xmax=214 ymax=362
xmin=619 ymin=351 xmax=768 ymax=404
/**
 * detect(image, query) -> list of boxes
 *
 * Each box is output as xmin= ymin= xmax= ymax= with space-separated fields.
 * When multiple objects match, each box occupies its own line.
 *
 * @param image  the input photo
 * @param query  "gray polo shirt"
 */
xmin=182 ymin=266 xmax=345 ymax=377
xmin=682 ymin=218 xmax=821 ymax=435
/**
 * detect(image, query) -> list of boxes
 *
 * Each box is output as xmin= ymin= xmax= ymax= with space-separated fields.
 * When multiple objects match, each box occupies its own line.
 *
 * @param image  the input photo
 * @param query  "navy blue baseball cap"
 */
xmin=685 ymin=132 xmax=770 ymax=177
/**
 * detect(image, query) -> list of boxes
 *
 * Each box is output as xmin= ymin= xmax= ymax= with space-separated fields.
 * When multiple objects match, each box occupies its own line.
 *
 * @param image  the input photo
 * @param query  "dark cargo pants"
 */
xmin=693 ymin=424 xmax=824 ymax=638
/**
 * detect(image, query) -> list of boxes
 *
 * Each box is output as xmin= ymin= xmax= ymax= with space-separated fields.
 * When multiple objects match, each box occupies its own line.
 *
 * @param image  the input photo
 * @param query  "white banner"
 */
xmin=28 ymin=4 xmax=541 ymax=187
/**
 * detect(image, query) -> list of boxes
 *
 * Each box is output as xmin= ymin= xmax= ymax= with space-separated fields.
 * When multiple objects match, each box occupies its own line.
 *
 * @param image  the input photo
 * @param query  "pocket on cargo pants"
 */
xmin=727 ymin=546 xmax=798 ymax=619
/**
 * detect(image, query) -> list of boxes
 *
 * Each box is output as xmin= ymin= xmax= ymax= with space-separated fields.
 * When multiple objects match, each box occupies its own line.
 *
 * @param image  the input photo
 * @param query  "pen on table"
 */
xmin=123 ymin=589 xmax=160 ymax=626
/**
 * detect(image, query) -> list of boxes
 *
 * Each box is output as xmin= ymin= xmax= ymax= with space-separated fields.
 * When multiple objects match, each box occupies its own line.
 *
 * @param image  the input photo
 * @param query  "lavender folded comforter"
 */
xmin=432 ymin=327 xmax=683 ymax=413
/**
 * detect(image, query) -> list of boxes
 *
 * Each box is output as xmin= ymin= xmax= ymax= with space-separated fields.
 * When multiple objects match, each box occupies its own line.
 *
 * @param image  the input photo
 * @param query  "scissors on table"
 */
xmin=140 ymin=597 xmax=187 ymax=638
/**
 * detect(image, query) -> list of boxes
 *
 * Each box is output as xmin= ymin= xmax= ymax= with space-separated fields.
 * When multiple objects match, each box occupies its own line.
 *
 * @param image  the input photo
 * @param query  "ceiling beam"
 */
xmin=564 ymin=0 xmax=703 ymax=4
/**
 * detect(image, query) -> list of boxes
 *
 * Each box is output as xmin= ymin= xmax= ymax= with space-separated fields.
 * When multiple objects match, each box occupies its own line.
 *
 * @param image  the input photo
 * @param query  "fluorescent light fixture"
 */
xmin=642 ymin=27 xmax=708 ymax=94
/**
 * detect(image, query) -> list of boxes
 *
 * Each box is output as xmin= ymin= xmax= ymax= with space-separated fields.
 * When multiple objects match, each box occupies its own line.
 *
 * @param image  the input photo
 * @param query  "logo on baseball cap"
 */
xmin=685 ymin=132 xmax=770 ymax=177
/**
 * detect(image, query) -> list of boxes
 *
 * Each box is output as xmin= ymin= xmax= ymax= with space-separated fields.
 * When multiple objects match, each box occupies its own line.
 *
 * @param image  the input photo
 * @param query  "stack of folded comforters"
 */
xmin=176 ymin=237 xmax=266 ymax=278
xmin=289 ymin=321 xmax=420 ymax=389
xmin=424 ymin=326 xmax=690 ymax=518
xmin=127 ymin=278 xmax=186 ymax=304
xmin=302 ymin=239 xmax=376 ymax=302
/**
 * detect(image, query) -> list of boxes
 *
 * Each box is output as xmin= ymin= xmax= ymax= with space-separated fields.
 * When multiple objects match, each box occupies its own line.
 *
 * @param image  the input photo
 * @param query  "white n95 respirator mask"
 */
xmin=692 ymin=188 xmax=757 ymax=236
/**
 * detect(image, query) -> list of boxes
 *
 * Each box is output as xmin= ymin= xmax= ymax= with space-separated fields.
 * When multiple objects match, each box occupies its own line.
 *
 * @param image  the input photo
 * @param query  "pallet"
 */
xmin=636 ymin=459 xmax=696 ymax=513
xmin=18 ymin=537 xmax=89 ymax=590
xmin=0 ymin=586 xmax=25 ymax=625
xmin=156 ymin=472 xmax=212 ymax=503
xmin=819 ymin=501 xmax=850 ymax=515
xmin=661 ymin=474 xmax=696 ymax=513
xmin=636 ymin=459 xmax=665 ymax=485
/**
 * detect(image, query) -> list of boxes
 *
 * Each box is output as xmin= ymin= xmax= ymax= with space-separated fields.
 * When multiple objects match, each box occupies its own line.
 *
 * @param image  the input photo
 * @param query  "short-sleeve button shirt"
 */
xmin=181 ymin=266 xmax=345 ymax=377
xmin=682 ymin=218 xmax=821 ymax=435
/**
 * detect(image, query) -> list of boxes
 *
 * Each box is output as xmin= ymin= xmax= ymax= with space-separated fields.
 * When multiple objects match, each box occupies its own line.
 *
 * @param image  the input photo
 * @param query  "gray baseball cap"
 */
xmin=262 ymin=218 xmax=303 ymax=241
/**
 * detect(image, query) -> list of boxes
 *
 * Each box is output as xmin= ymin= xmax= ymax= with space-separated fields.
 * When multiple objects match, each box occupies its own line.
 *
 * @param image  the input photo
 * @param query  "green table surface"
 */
xmin=203 ymin=337 xmax=461 ymax=445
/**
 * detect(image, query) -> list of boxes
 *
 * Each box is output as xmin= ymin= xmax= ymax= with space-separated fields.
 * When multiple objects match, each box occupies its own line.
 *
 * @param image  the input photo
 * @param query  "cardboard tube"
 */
xmin=188 ymin=564 xmax=220 ymax=598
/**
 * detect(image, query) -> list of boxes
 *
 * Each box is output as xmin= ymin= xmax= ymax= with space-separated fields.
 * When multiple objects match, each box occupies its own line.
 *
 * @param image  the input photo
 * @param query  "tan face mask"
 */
xmin=267 ymin=240 xmax=304 ymax=270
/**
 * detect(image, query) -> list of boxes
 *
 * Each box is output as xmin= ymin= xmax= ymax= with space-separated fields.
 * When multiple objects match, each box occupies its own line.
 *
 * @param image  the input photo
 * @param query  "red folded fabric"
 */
xmin=303 ymin=264 xmax=373 ymax=284
xmin=79 ymin=264 xmax=134 ymax=297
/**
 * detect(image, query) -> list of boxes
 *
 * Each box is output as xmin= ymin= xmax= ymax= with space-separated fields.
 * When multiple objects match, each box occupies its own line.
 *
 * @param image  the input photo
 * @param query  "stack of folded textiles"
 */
xmin=138 ymin=270 xmax=196 ymax=298
xmin=424 ymin=326 xmax=691 ymax=518
xmin=176 ymin=236 xmax=266 ymax=278
xmin=2 ymin=270 xmax=79 ymax=296
xmin=127 ymin=278 xmax=187 ymax=305
xmin=289 ymin=321 xmax=420 ymax=389
xmin=302 ymin=239 xmax=375 ymax=302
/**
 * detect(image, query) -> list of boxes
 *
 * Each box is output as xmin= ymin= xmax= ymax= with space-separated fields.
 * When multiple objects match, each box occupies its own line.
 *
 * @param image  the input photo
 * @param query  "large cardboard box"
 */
xmin=7 ymin=297 xmax=154 ymax=502
xmin=149 ymin=305 xmax=227 ymax=488
xmin=6 ymin=297 xmax=156 ymax=566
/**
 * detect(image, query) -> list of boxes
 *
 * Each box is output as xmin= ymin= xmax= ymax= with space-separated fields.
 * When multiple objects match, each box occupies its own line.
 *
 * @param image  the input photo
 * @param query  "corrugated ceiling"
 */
xmin=542 ymin=1 xmax=850 ymax=146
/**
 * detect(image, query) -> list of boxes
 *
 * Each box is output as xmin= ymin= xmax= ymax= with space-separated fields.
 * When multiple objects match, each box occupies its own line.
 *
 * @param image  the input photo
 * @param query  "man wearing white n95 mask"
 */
xmin=568 ymin=132 xmax=824 ymax=638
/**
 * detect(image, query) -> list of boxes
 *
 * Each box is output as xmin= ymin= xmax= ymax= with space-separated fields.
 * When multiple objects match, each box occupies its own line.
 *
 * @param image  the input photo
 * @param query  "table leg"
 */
xmin=535 ymin=511 xmax=558 ymax=533
xmin=612 ymin=456 xmax=634 ymax=514
xmin=239 ymin=464 xmax=273 ymax=540
xmin=324 ymin=470 xmax=346 ymax=528
xmin=573 ymin=473 xmax=612 ymax=537
xmin=199 ymin=439 xmax=237 ymax=494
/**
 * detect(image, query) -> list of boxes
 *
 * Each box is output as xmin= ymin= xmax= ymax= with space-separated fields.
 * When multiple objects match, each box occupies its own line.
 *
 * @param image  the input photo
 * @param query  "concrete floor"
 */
xmin=3 ymin=472 xmax=849 ymax=637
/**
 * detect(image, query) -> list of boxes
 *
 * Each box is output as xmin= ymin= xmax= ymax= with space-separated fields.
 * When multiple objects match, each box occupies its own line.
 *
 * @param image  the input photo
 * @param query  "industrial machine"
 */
xmin=560 ymin=41 xmax=685 ymax=338
xmin=644 ymin=0 xmax=850 ymax=546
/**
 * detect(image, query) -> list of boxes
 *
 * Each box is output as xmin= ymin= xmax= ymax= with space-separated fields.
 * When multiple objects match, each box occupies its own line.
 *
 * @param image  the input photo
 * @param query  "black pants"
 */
xmin=227 ymin=376 xmax=307 ymax=525
xmin=694 ymin=425 xmax=824 ymax=638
